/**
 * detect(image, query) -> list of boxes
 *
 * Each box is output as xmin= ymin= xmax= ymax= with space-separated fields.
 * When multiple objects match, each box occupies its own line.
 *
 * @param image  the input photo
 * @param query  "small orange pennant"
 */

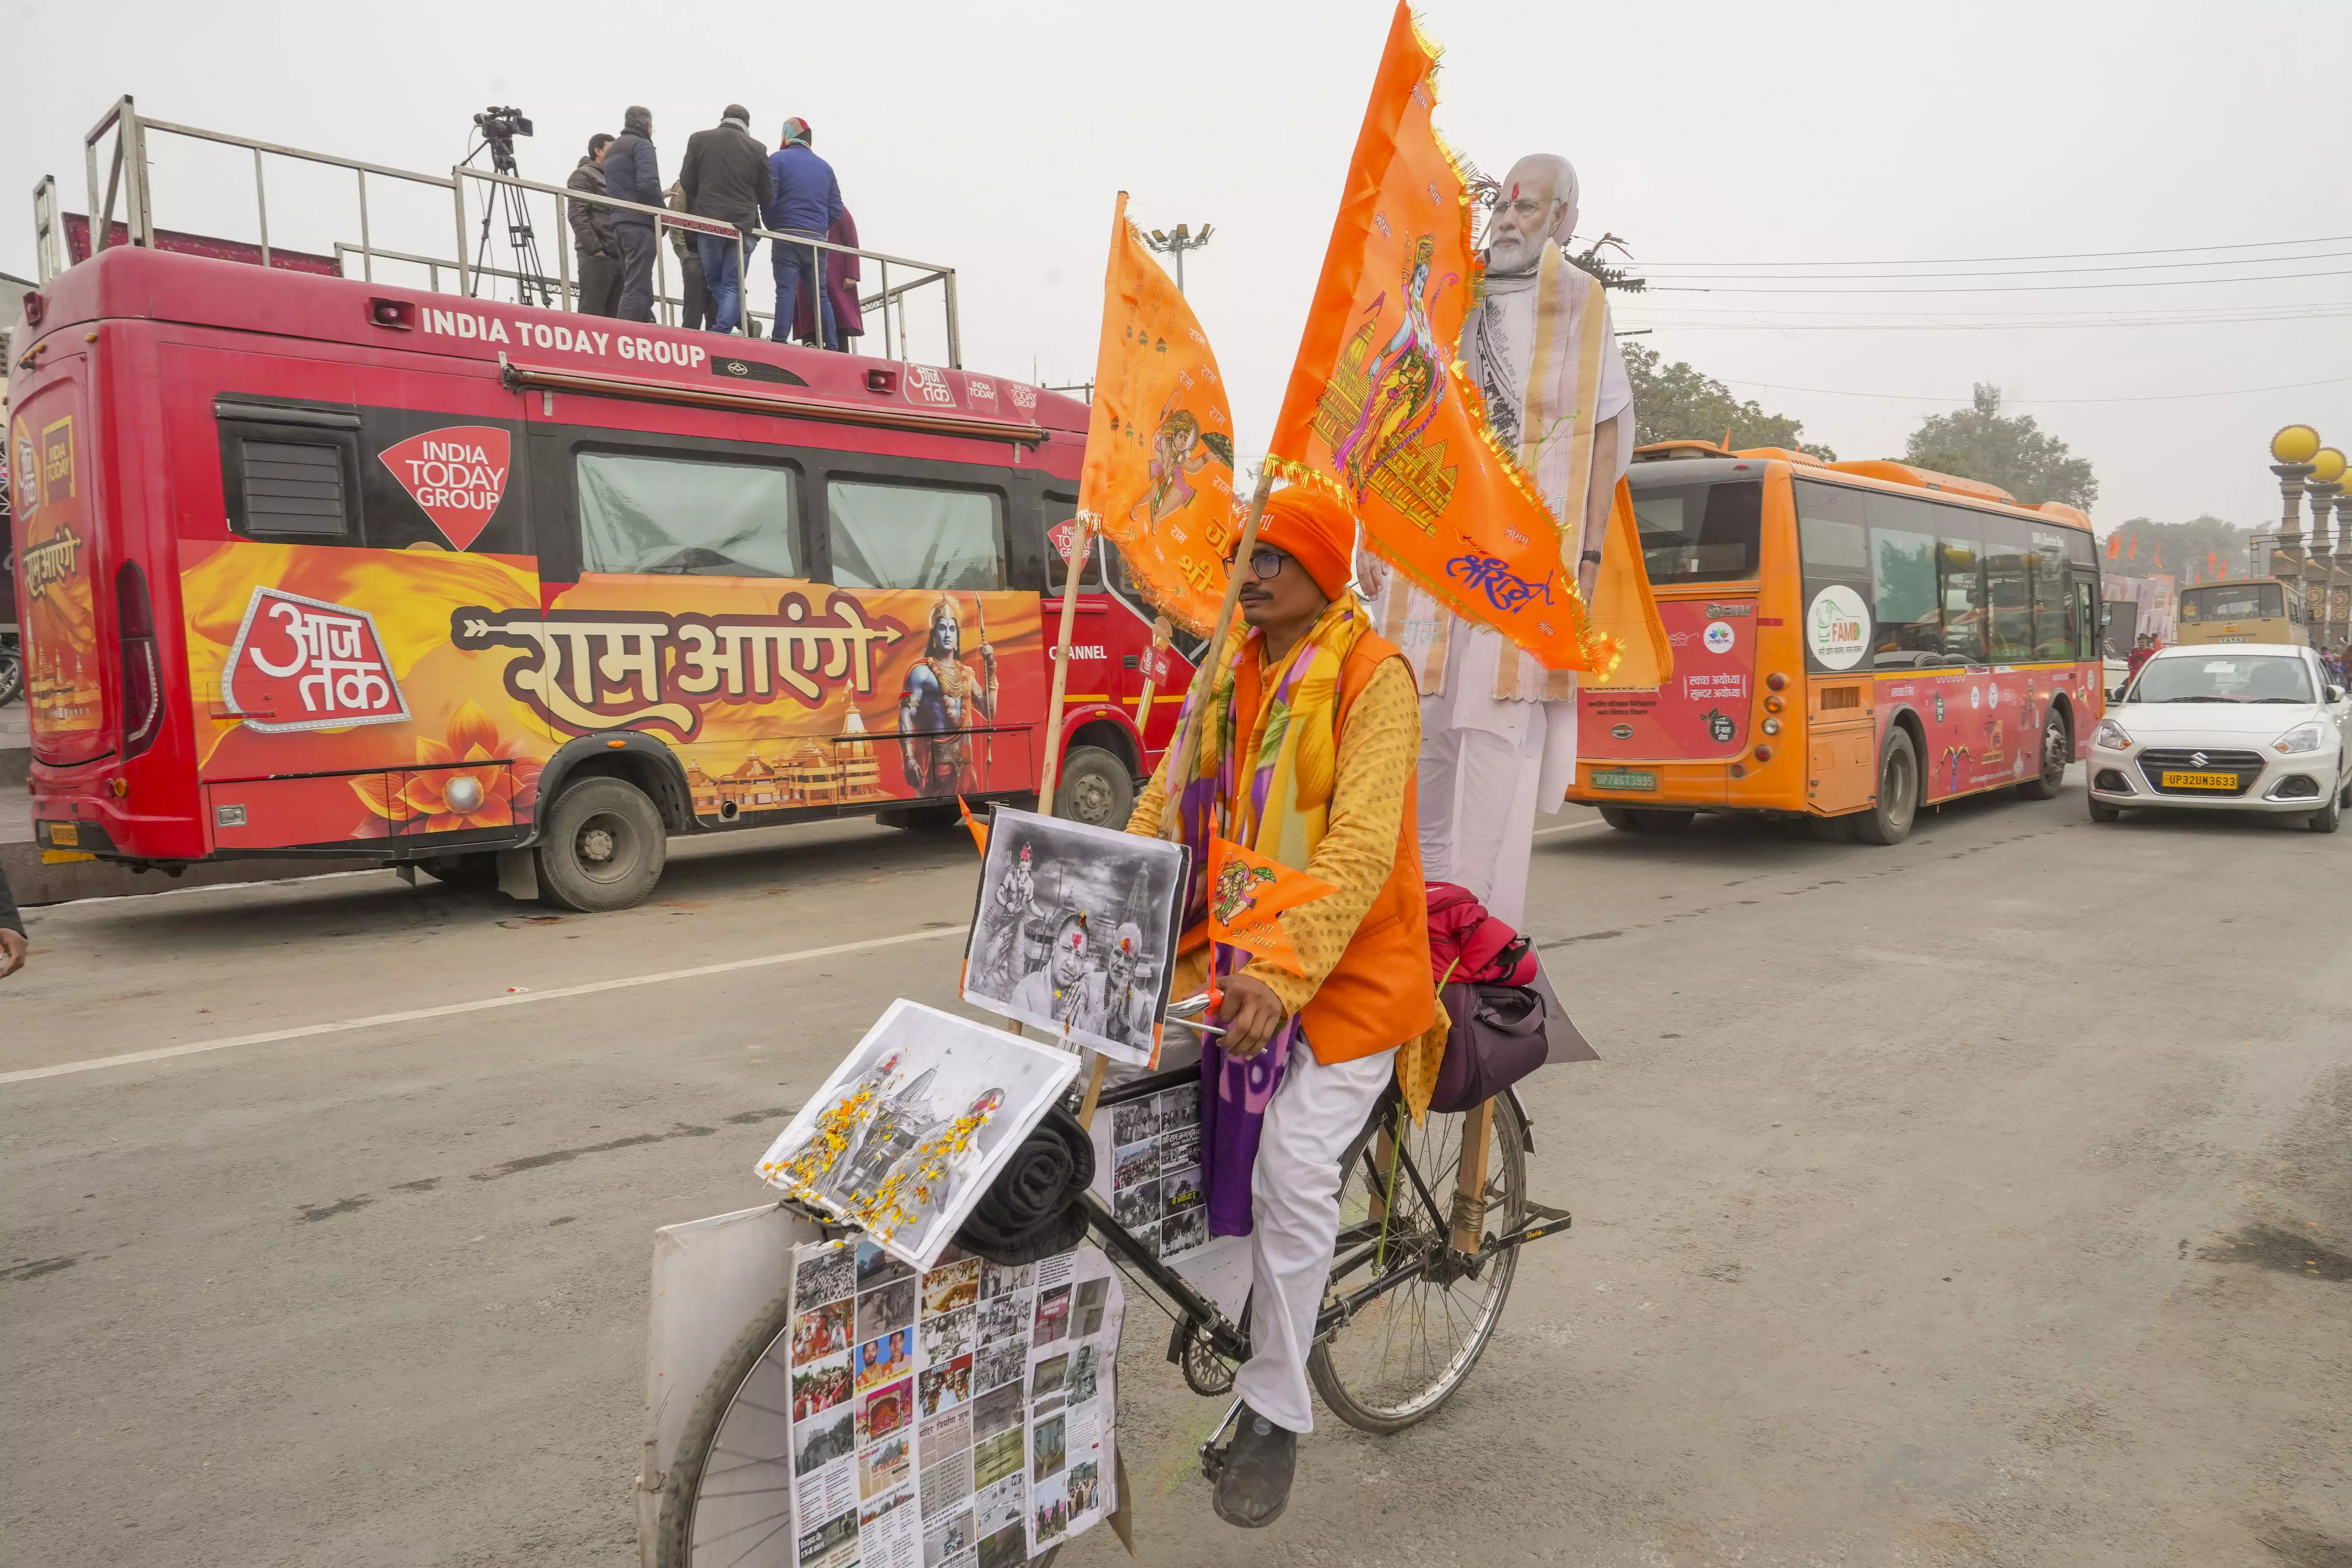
xmin=957 ymin=797 xmax=988 ymax=856
xmin=1207 ymin=836 xmax=1335 ymax=977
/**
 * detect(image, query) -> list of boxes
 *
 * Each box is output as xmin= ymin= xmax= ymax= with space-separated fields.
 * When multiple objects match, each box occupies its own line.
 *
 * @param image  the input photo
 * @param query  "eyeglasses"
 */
xmin=1231 ymin=547 xmax=1287 ymax=582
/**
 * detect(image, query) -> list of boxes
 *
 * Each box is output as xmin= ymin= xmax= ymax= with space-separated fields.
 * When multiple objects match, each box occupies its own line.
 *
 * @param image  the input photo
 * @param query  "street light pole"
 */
xmin=1141 ymin=221 xmax=1214 ymax=294
xmin=2268 ymin=425 xmax=2321 ymax=619
xmin=2309 ymin=444 xmax=2349 ymax=647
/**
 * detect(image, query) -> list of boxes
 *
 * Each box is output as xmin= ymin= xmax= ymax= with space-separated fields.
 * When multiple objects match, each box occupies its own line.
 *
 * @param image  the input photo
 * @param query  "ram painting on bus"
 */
xmin=8 ymin=245 xmax=1191 ymax=909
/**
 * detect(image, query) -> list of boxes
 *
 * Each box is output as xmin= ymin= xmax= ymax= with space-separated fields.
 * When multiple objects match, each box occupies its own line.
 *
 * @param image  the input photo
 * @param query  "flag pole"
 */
xmin=1160 ymin=468 xmax=1275 ymax=841
xmin=1131 ymin=614 xmax=1172 ymax=761
xmin=1032 ymin=513 xmax=1099 ymax=819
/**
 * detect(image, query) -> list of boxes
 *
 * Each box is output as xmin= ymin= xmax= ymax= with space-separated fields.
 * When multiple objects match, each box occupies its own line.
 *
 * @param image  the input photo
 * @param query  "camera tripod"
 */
xmin=464 ymin=127 xmax=552 ymax=307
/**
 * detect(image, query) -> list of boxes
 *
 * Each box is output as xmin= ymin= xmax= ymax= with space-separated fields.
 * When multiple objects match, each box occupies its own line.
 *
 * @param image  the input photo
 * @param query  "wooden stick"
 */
xmin=1074 ymin=1052 xmax=1110 ymax=1131
xmin=1449 ymin=1097 xmax=1494 ymax=1254
xmin=1032 ymin=512 xmax=1099 ymax=818
xmin=1159 ymin=469 xmax=1276 ymax=841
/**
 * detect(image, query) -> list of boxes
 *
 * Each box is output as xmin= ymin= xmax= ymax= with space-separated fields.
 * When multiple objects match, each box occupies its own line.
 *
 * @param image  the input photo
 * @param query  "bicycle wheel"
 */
xmin=656 ymin=1286 xmax=801 ymax=1568
xmin=1306 ymin=1097 xmax=1527 ymax=1434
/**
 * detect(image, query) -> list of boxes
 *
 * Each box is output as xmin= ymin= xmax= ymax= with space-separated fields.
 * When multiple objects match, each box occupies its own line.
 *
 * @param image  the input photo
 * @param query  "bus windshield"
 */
xmin=1628 ymin=474 xmax=1762 ymax=583
xmin=2129 ymin=654 xmax=2313 ymax=704
xmin=2179 ymin=583 xmax=2283 ymax=621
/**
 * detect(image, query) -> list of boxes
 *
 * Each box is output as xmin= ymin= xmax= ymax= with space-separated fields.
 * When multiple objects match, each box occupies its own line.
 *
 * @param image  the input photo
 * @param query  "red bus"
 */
xmin=9 ymin=177 xmax=1184 ymax=909
xmin=1568 ymin=444 xmax=2105 ymax=843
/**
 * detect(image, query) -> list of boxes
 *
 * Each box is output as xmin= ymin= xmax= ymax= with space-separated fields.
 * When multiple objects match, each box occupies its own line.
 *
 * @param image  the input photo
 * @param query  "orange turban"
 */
xmin=1250 ymin=485 xmax=1358 ymax=600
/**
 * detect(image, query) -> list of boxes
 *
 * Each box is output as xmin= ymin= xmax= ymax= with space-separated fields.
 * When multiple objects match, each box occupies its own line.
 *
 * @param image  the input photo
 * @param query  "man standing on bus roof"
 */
xmin=603 ymin=106 xmax=663 ymax=323
xmin=680 ymin=106 xmax=773 ymax=337
xmin=1362 ymin=152 xmax=1633 ymax=929
xmin=765 ymin=119 xmax=846 ymax=350
xmin=896 ymin=597 xmax=998 ymax=795
xmin=567 ymin=134 xmax=621 ymax=318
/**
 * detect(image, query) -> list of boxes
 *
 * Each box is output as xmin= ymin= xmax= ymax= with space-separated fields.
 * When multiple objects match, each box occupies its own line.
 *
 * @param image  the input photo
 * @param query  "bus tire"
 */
xmin=1632 ymin=809 xmax=1694 ymax=833
xmin=2016 ymin=707 xmax=2069 ymax=800
xmin=1597 ymin=807 xmax=1644 ymax=832
xmin=1854 ymin=728 xmax=1920 ymax=846
xmin=535 ymin=776 xmax=667 ymax=912
xmin=1054 ymin=745 xmax=1135 ymax=829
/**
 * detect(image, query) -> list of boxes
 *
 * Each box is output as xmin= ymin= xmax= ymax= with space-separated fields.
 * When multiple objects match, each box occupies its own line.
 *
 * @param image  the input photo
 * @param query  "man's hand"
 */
xmin=0 ymin=930 xmax=26 ymax=980
xmin=1213 ymin=971 xmax=1287 ymax=1059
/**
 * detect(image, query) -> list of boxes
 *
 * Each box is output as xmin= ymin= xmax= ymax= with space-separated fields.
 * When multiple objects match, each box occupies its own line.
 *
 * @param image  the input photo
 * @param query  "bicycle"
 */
xmin=655 ymin=1062 xmax=1568 ymax=1567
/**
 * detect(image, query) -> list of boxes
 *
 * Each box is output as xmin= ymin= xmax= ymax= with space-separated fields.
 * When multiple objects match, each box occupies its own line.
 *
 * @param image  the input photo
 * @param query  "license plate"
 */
xmin=46 ymin=822 xmax=78 ymax=847
xmin=1590 ymin=768 xmax=1658 ymax=792
xmin=2160 ymin=770 xmax=2238 ymax=790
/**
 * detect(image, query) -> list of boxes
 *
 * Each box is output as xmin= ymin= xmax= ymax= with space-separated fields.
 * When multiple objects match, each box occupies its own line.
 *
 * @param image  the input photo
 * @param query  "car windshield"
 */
xmin=2128 ymin=654 xmax=2312 ymax=705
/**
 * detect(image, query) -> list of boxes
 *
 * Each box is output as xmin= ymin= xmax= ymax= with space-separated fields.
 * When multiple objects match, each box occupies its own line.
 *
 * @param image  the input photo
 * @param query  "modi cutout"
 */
xmin=1365 ymin=152 xmax=1635 ymax=927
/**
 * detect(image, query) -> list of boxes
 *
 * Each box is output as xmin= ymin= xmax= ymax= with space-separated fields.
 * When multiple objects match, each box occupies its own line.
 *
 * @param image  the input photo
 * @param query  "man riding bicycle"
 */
xmin=1125 ymin=485 xmax=1433 ymax=1527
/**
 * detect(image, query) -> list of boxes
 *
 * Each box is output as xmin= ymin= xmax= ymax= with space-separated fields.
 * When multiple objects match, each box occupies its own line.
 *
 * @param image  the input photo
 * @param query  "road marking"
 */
xmin=1534 ymin=819 xmax=1609 ymax=837
xmin=0 ymin=925 xmax=966 ymax=1087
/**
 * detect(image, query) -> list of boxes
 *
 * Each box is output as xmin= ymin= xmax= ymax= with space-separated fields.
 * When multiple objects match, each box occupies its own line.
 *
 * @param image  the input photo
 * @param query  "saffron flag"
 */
xmin=1078 ymin=192 xmax=1237 ymax=637
xmin=2107 ymin=533 xmax=2121 ymax=561
xmin=957 ymin=796 xmax=988 ymax=856
xmin=1266 ymin=2 xmax=1617 ymax=676
xmin=1207 ymin=835 xmax=1335 ymax=978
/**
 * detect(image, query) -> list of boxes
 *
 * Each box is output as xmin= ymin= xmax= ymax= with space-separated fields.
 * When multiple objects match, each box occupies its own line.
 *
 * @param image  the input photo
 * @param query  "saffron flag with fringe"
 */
xmin=1266 ymin=1 xmax=1616 ymax=676
xmin=1077 ymin=192 xmax=1237 ymax=637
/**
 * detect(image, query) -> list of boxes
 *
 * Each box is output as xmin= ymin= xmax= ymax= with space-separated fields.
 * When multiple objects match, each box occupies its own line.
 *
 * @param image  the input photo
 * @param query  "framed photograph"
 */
xmin=960 ymin=806 xmax=1190 ymax=1067
xmin=757 ymin=1000 xmax=1084 ymax=1270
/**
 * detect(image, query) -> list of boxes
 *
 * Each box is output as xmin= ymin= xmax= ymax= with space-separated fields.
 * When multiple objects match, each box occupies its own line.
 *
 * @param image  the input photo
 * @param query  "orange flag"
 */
xmin=956 ymin=796 xmax=988 ymax=855
xmin=1207 ymin=836 xmax=1335 ymax=978
xmin=1078 ymin=192 xmax=1237 ymax=637
xmin=1266 ymin=2 xmax=1616 ymax=677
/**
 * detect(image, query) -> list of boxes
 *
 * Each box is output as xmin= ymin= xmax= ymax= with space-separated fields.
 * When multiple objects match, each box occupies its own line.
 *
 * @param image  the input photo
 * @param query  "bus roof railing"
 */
xmin=36 ymin=95 xmax=964 ymax=367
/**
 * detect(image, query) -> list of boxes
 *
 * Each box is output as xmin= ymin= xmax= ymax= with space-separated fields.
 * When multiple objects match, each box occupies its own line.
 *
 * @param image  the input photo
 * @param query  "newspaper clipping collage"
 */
xmin=787 ymin=1237 xmax=1124 ymax=1568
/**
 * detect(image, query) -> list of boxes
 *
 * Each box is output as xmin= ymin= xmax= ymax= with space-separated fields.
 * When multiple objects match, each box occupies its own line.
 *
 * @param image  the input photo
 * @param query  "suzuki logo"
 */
xmin=2189 ymin=751 xmax=2208 ymax=767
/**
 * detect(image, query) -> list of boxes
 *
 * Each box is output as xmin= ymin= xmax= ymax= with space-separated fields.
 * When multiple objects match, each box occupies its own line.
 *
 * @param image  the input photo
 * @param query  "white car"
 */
xmin=2087 ymin=643 xmax=2350 ymax=832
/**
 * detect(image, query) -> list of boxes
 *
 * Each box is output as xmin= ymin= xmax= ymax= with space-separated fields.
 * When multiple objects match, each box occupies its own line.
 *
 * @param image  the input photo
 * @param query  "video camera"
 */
xmin=472 ymin=106 xmax=534 ymax=145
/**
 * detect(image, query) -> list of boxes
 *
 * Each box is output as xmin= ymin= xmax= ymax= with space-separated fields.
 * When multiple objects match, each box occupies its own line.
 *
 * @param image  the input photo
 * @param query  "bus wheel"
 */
xmin=1597 ymin=807 xmax=1643 ymax=832
xmin=1855 ymin=729 xmax=1920 ymax=846
xmin=536 ymin=776 xmax=667 ymax=912
xmin=1631 ymin=809 xmax=1693 ymax=832
xmin=2016 ymin=708 xmax=2069 ymax=800
xmin=1054 ymin=746 xmax=1136 ymax=829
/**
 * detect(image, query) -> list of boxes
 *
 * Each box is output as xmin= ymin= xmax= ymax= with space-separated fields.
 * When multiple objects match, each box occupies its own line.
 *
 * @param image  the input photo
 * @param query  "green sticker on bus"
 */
xmin=1591 ymin=769 xmax=1659 ymax=792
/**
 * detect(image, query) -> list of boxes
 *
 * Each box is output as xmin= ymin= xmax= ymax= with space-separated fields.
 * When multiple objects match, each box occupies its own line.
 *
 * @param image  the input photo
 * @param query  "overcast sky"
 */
xmin=9 ymin=0 xmax=2350 ymax=530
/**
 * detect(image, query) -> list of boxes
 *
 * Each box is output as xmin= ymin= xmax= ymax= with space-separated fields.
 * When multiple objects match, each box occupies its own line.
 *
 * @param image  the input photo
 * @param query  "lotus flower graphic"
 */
xmin=353 ymin=701 xmax=545 ymax=834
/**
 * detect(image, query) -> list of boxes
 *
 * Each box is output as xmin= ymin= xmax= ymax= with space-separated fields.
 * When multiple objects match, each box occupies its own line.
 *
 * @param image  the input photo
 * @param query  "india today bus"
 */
xmin=1569 ymin=444 xmax=2105 ymax=844
xmin=6 ymin=245 xmax=1189 ymax=909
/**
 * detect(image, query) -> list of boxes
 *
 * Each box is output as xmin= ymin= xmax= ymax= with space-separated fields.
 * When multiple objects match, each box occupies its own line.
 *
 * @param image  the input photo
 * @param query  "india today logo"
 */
xmin=222 ymin=587 xmax=410 ymax=733
xmin=378 ymin=426 xmax=511 ymax=550
xmin=1049 ymin=517 xmax=1086 ymax=565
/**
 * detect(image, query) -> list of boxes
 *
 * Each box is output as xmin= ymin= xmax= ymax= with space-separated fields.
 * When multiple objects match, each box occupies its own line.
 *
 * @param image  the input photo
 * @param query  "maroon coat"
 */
xmin=792 ymin=210 xmax=865 ymax=343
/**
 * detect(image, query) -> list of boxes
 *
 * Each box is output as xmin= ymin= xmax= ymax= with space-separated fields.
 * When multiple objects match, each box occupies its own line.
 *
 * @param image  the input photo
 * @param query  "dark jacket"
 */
xmin=793 ymin=209 xmax=866 ymax=342
xmin=680 ymin=119 xmax=773 ymax=230
xmin=763 ymin=144 xmax=844 ymax=238
xmin=566 ymin=156 xmax=615 ymax=256
xmin=603 ymin=110 xmax=662 ymax=228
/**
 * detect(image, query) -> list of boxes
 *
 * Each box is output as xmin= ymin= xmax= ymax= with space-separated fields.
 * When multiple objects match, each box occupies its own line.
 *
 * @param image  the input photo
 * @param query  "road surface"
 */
xmin=3 ymin=772 xmax=2346 ymax=1567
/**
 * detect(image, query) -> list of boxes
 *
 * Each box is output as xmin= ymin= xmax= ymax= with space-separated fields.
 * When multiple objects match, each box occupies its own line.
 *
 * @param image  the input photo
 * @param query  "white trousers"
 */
xmin=1417 ymin=723 xmax=1544 ymax=930
xmin=1230 ymin=1044 xmax=1398 ymax=1434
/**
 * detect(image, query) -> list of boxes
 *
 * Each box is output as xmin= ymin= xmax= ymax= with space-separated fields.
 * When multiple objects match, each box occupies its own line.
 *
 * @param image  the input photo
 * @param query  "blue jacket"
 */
xmin=604 ymin=127 xmax=662 ymax=228
xmin=763 ymin=145 xmax=844 ymax=238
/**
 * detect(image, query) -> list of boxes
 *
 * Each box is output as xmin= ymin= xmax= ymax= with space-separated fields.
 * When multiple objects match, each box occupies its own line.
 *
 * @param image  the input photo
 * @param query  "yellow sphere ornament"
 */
xmin=2271 ymin=424 xmax=2322 ymax=465
xmin=2310 ymin=446 xmax=2348 ymax=485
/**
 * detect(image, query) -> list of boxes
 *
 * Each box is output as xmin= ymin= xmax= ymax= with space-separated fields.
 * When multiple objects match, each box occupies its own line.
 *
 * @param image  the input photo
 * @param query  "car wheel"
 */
xmin=1053 ymin=745 xmax=1136 ymax=829
xmin=1598 ymin=807 xmax=1643 ymax=832
xmin=1854 ymin=728 xmax=1920 ymax=846
xmin=2309 ymin=786 xmax=2341 ymax=834
xmin=535 ymin=775 xmax=667 ymax=912
xmin=2016 ymin=707 xmax=2069 ymax=800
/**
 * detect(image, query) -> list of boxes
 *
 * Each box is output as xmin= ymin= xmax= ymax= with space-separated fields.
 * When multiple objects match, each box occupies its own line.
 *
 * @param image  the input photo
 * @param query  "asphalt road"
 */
xmin=3 ymin=771 xmax=2346 ymax=1568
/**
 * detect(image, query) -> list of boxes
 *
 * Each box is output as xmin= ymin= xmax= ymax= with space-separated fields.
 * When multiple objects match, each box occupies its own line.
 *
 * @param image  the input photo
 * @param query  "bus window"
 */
xmin=827 ymin=479 xmax=1006 ymax=591
xmin=218 ymin=404 xmax=363 ymax=540
xmin=1939 ymin=531 xmax=1987 ymax=664
xmin=1630 ymin=477 xmax=1763 ymax=582
xmin=1865 ymin=493 xmax=1938 ymax=655
xmin=577 ymin=452 xmax=801 ymax=577
xmin=2182 ymin=583 xmax=2283 ymax=621
xmin=1978 ymin=514 xmax=2032 ymax=662
xmin=1041 ymin=490 xmax=1102 ymax=594
xmin=2030 ymin=529 xmax=2072 ymax=659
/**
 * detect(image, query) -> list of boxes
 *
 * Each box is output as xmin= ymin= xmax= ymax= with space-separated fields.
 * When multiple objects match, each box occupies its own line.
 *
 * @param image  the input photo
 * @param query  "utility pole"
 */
xmin=1142 ymin=221 xmax=1214 ymax=294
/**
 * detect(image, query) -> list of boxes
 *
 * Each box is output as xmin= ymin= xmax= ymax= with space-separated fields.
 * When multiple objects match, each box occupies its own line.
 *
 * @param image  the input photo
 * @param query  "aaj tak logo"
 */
xmin=222 ymin=587 xmax=411 ymax=733
xmin=379 ymin=426 xmax=510 ymax=550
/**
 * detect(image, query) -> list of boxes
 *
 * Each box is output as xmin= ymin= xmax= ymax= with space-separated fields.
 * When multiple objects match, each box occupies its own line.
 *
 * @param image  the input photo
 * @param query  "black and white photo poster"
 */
xmin=962 ymin=806 xmax=1188 ymax=1067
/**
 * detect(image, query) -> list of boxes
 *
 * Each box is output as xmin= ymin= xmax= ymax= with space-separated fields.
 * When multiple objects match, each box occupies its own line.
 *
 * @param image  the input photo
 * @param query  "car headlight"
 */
xmin=2273 ymin=721 xmax=2328 ymax=755
xmin=2092 ymin=717 xmax=2133 ymax=749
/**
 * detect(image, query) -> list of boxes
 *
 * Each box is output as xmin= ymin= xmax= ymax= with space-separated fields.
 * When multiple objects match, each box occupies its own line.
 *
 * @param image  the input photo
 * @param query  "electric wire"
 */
xmin=1712 ymin=374 xmax=2352 ymax=406
xmin=1626 ymin=233 xmax=2352 ymax=268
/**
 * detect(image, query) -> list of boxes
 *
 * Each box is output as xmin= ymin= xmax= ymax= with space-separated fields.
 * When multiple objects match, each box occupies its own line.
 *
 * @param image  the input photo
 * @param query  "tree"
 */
xmin=2103 ymin=515 xmax=2251 ymax=583
xmin=1622 ymin=344 xmax=1835 ymax=461
xmin=1903 ymin=384 xmax=2096 ymax=510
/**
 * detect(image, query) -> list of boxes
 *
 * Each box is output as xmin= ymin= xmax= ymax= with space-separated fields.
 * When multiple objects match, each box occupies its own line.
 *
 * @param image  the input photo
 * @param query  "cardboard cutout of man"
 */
xmin=1363 ymin=152 xmax=1634 ymax=928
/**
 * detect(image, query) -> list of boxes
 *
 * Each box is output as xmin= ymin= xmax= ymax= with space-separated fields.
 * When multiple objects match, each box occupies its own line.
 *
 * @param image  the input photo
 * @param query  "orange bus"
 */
xmin=1567 ymin=444 xmax=2104 ymax=844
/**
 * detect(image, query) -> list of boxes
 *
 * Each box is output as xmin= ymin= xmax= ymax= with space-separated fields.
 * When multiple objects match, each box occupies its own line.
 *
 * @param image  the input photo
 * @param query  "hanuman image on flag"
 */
xmin=897 ymin=595 xmax=998 ymax=793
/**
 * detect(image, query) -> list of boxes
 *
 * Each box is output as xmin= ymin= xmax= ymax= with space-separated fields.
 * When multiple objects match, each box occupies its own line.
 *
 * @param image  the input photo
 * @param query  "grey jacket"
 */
xmin=566 ymin=157 xmax=615 ymax=256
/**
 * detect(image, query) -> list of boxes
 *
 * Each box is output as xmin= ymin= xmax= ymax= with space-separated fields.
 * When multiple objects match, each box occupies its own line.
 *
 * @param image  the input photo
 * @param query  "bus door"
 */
xmin=12 ymin=352 xmax=110 ymax=768
xmin=172 ymin=343 xmax=541 ymax=853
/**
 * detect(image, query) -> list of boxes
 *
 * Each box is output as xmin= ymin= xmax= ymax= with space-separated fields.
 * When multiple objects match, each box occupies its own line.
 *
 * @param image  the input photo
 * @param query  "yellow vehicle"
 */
xmin=2175 ymin=580 xmax=2311 ymax=648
